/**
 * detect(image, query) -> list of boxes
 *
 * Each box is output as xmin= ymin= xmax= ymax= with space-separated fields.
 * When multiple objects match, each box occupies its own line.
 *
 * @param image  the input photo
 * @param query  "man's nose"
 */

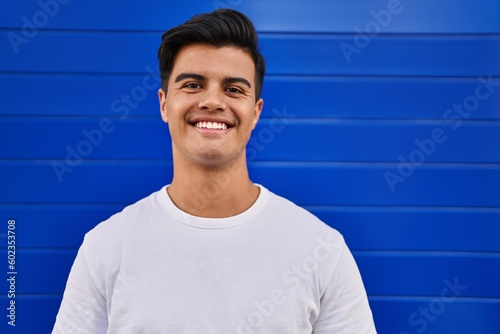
xmin=197 ymin=86 xmax=227 ymax=111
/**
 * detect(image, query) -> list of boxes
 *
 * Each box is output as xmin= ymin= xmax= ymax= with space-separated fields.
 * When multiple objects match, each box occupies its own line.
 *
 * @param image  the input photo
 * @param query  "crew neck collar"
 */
xmin=156 ymin=184 xmax=269 ymax=229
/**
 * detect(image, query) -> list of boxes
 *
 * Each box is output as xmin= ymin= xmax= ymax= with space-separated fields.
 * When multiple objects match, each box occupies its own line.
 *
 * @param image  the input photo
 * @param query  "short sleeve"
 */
xmin=52 ymin=242 xmax=108 ymax=334
xmin=313 ymin=242 xmax=377 ymax=333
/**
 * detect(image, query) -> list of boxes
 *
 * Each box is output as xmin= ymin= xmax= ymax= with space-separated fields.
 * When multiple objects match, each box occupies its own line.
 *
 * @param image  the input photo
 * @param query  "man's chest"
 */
xmin=104 ymin=247 xmax=321 ymax=333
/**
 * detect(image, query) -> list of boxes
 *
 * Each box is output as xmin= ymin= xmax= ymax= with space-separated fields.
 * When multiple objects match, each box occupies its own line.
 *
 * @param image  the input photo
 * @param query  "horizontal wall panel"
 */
xmin=0 ymin=204 xmax=122 ymax=249
xmin=2 ymin=0 xmax=500 ymax=34
xmin=0 ymin=162 xmax=172 ymax=205
xmin=371 ymin=297 xmax=500 ymax=334
xmin=255 ymin=163 xmax=500 ymax=207
xmin=262 ymin=34 xmax=500 ymax=76
xmin=251 ymin=120 xmax=500 ymax=163
xmin=2 ymin=31 xmax=500 ymax=76
xmin=261 ymin=76 xmax=500 ymax=120
xmin=0 ymin=162 xmax=499 ymax=207
xmin=1 ymin=205 xmax=498 ymax=252
xmin=2 ymin=118 xmax=500 ymax=163
xmin=0 ymin=117 xmax=172 ymax=160
xmin=3 ymin=74 xmax=500 ymax=120
xmin=310 ymin=207 xmax=500 ymax=252
xmin=0 ymin=31 xmax=159 ymax=73
xmin=357 ymin=253 xmax=500 ymax=297
xmin=2 ymin=250 xmax=498 ymax=298
xmin=0 ymin=73 xmax=163 ymax=117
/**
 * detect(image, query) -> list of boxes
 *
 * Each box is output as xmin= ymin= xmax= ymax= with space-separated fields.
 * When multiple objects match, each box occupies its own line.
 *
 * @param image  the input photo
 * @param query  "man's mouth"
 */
xmin=194 ymin=121 xmax=228 ymax=130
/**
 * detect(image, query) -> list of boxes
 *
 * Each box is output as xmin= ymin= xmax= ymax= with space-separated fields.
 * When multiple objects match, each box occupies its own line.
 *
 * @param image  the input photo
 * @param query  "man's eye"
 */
xmin=184 ymin=82 xmax=202 ymax=89
xmin=226 ymin=87 xmax=243 ymax=94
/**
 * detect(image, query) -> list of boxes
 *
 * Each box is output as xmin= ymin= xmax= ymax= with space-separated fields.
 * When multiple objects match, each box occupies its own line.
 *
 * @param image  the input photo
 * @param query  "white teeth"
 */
xmin=194 ymin=121 xmax=228 ymax=130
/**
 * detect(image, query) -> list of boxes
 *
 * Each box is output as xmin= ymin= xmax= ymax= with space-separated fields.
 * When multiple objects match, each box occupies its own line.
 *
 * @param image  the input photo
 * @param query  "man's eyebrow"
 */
xmin=174 ymin=73 xmax=206 ymax=83
xmin=223 ymin=77 xmax=252 ymax=89
xmin=174 ymin=73 xmax=252 ymax=89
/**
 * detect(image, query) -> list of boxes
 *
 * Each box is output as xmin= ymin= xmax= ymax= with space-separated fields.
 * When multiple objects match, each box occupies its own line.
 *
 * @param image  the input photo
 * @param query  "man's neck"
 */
xmin=167 ymin=157 xmax=260 ymax=218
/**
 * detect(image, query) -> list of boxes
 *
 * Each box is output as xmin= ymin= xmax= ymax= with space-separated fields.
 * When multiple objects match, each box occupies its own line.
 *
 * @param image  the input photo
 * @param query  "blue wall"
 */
xmin=1 ymin=1 xmax=499 ymax=333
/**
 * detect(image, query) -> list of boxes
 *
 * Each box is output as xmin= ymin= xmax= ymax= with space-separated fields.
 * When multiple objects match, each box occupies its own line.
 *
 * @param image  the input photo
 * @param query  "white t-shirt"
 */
xmin=53 ymin=185 xmax=377 ymax=334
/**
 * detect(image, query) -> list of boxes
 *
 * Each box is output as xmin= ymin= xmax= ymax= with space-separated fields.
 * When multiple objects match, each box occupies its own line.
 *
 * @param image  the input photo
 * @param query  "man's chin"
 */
xmin=192 ymin=150 xmax=243 ymax=170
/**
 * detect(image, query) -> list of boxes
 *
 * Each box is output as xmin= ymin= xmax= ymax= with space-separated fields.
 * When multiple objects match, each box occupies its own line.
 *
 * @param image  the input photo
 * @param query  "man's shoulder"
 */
xmin=264 ymin=187 xmax=342 ymax=239
xmin=85 ymin=186 xmax=166 ymax=242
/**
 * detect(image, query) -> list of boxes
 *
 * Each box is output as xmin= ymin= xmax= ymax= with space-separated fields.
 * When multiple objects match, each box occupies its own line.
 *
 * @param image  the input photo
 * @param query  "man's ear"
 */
xmin=158 ymin=88 xmax=168 ymax=123
xmin=252 ymin=98 xmax=264 ymax=130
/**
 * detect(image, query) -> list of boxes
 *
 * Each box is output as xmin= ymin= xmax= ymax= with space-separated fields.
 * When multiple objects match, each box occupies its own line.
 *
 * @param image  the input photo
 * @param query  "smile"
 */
xmin=194 ymin=121 xmax=228 ymax=130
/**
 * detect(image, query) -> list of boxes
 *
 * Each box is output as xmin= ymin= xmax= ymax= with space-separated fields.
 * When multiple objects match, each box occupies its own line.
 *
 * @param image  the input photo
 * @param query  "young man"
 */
xmin=53 ymin=9 xmax=377 ymax=333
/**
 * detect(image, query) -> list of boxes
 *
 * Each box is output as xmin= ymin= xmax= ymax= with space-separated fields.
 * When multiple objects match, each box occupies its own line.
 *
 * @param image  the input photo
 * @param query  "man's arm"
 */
xmin=52 ymin=244 xmax=108 ymax=333
xmin=313 ymin=242 xmax=377 ymax=333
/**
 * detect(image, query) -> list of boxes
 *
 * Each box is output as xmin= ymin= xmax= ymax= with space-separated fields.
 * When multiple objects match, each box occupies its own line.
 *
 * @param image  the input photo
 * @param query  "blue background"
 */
xmin=1 ymin=0 xmax=499 ymax=333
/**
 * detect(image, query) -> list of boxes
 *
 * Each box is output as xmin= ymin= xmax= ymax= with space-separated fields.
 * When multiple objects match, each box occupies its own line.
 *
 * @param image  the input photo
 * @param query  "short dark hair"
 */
xmin=158 ymin=9 xmax=266 ymax=100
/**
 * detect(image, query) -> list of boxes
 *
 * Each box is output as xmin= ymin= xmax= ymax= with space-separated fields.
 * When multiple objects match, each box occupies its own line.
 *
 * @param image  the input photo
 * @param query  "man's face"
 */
xmin=158 ymin=43 xmax=263 ymax=168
